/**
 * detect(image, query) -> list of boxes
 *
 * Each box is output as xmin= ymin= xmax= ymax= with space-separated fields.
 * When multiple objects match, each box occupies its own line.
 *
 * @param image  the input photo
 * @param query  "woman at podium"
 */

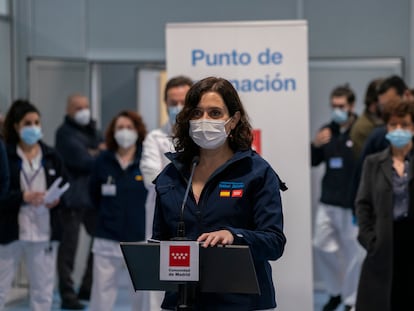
xmin=152 ymin=77 xmax=287 ymax=310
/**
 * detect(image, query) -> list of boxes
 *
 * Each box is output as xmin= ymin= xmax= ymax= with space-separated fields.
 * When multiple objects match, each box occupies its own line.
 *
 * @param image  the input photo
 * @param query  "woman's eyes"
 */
xmin=24 ymin=121 xmax=39 ymax=126
xmin=191 ymin=109 xmax=223 ymax=119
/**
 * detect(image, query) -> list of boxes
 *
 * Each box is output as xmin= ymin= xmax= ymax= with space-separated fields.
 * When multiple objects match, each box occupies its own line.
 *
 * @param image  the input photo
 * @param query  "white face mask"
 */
xmin=114 ymin=128 xmax=138 ymax=149
xmin=74 ymin=108 xmax=91 ymax=126
xmin=189 ymin=118 xmax=231 ymax=149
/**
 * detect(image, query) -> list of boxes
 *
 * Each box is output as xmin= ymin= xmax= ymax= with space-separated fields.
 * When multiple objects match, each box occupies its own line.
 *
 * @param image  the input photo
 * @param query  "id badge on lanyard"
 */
xmin=101 ymin=176 xmax=117 ymax=196
xmin=329 ymin=157 xmax=343 ymax=169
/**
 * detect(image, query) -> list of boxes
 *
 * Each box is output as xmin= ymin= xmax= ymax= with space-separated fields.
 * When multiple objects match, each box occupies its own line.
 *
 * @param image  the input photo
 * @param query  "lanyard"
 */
xmin=21 ymin=164 xmax=43 ymax=191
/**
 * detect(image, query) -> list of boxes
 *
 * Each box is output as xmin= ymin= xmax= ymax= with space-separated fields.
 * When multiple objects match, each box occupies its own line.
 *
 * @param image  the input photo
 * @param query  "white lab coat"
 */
xmin=139 ymin=122 xmax=175 ymax=310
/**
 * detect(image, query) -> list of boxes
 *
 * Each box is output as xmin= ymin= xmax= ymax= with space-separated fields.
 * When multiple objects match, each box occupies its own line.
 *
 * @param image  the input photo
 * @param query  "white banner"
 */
xmin=166 ymin=20 xmax=312 ymax=311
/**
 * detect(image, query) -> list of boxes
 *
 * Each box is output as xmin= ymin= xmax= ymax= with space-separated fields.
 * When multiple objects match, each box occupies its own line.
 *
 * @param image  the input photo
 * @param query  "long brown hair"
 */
xmin=174 ymin=77 xmax=253 ymax=164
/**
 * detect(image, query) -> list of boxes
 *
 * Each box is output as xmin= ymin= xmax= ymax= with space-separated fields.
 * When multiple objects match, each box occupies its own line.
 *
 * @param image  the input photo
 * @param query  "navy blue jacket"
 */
xmin=311 ymin=120 xmax=357 ymax=208
xmin=0 ymin=142 xmax=66 ymax=244
xmin=55 ymin=116 xmax=103 ymax=209
xmin=152 ymin=149 xmax=286 ymax=311
xmin=89 ymin=146 xmax=147 ymax=242
xmin=0 ymin=139 xmax=9 ymax=199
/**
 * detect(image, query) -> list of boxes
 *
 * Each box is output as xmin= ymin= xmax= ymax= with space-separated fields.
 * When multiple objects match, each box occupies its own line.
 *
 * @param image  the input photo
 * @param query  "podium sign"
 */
xmin=160 ymin=241 xmax=199 ymax=281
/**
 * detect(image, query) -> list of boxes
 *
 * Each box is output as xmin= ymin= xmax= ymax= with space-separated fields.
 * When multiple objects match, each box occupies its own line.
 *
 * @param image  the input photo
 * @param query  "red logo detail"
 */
xmin=232 ymin=189 xmax=243 ymax=197
xmin=252 ymin=129 xmax=261 ymax=155
xmin=169 ymin=245 xmax=190 ymax=267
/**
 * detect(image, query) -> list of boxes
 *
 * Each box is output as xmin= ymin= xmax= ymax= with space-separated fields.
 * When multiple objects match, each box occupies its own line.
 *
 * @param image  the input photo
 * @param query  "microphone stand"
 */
xmin=172 ymin=156 xmax=199 ymax=311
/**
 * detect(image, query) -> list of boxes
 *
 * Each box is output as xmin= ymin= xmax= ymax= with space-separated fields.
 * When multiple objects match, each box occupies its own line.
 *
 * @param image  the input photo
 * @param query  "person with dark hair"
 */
xmin=311 ymin=84 xmax=360 ymax=311
xmin=152 ymin=76 xmax=286 ymax=310
xmin=140 ymin=75 xmax=193 ymax=309
xmin=88 ymin=110 xmax=148 ymax=311
xmin=55 ymin=94 xmax=104 ymax=310
xmin=0 ymin=99 xmax=67 ymax=311
xmin=355 ymin=98 xmax=414 ymax=311
xmin=350 ymin=75 xmax=414 ymax=216
xmin=140 ymin=75 xmax=193 ymax=197
xmin=357 ymin=75 xmax=413 ymax=159
xmin=350 ymin=78 xmax=384 ymax=158
xmin=0 ymin=137 xmax=9 ymax=200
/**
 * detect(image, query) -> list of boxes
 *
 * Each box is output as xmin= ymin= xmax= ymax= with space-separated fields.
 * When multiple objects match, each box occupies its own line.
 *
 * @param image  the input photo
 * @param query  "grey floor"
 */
xmin=4 ymin=288 xmax=336 ymax=311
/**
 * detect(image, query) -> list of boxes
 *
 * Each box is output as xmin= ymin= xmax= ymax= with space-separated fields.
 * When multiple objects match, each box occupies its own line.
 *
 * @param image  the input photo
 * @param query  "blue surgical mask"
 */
xmin=385 ymin=129 xmax=413 ymax=148
xmin=168 ymin=105 xmax=183 ymax=125
xmin=20 ymin=126 xmax=43 ymax=145
xmin=332 ymin=108 xmax=349 ymax=124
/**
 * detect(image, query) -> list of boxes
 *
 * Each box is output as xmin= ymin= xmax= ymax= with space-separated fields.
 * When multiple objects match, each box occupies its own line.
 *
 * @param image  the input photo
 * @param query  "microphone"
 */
xmin=175 ymin=156 xmax=200 ymax=239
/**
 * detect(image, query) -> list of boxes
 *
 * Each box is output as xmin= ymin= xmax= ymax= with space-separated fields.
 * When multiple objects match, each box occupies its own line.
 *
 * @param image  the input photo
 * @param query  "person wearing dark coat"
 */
xmin=355 ymin=98 xmax=414 ymax=311
xmin=311 ymin=85 xmax=362 ymax=311
xmin=0 ymin=138 xmax=9 ymax=199
xmin=55 ymin=94 xmax=104 ymax=310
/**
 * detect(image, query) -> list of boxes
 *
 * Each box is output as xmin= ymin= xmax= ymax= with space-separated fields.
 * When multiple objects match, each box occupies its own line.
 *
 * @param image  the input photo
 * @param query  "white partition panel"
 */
xmin=166 ymin=20 xmax=313 ymax=311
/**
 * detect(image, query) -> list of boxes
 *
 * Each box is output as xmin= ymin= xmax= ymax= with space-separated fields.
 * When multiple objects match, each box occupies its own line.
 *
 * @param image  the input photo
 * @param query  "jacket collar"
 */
xmin=165 ymin=149 xmax=252 ymax=171
xmin=165 ymin=149 xmax=253 ymax=183
xmin=103 ymin=144 xmax=142 ymax=167
xmin=378 ymin=146 xmax=414 ymax=185
xmin=7 ymin=141 xmax=53 ymax=159
xmin=64 ymin=115 xmax=97 ymax=133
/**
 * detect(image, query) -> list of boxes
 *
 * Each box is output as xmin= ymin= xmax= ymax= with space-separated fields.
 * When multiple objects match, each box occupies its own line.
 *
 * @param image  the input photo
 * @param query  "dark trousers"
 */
xmin=57 ymin=208 xmax=96 ymax=301
xmin=391 ymin=217 xmax=414 ymax=311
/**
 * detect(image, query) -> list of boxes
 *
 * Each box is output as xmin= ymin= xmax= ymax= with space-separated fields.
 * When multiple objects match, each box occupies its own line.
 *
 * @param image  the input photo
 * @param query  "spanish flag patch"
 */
xmin=135 ymin=175 xmax=143 ymax=181
xmin=219 ymin=190 xmax=231 ymax=197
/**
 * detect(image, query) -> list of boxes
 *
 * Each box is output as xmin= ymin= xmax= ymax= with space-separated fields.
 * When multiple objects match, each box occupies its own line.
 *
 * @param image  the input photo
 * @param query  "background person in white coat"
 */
xmin=0 ymin=100 xmax=66 ymax=311
xmin=139 ymin=75 xmax=193 ymax=310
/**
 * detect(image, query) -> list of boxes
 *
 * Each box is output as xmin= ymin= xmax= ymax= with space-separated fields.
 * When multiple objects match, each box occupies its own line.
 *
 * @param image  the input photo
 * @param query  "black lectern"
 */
xmin=120 ymin=242 xmax=260 ymax=309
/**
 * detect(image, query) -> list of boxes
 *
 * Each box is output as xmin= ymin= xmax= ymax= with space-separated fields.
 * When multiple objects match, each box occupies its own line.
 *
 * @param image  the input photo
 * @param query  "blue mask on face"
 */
xmin=385 ymin=129 xmax=413 ymax=148
xmin=168 ymin=105 xmax=183 ymax=125
xmin=20 ymin=126 xmax=43 ymax=145
xmin=332 ymin=108 xmax=349 ymax=124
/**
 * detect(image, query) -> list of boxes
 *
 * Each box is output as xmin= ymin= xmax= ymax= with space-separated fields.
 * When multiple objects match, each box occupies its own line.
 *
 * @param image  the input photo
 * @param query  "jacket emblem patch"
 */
xmin=219 ymin=181 xmax=244 ymax=198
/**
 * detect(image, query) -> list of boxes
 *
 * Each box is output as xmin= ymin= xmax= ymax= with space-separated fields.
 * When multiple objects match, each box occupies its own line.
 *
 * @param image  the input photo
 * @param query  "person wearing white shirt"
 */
xmin=139 ymin=75 xmax=193 ymax=310
xmin=0 ymin=100 xmax=67 ymax=311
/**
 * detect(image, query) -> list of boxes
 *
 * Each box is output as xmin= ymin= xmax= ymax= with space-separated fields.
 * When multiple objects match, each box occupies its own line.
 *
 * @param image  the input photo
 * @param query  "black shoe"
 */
xmin=61 ymin=299 xmax=85 ymax=310
xmin=344 ymin=305 xmax=353 ymax=311
xmin=322 ymin=295 xmax=341 ymax=311
xmin=77 ymin=289 xmax=91 ymax=300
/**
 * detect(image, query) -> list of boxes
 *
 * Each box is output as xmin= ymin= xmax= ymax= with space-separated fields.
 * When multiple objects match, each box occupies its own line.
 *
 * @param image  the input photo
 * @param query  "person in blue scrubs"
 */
xmin=88 ymin=110 xmax=148 ymax=311
xmin=152 ymin=76 xmax=287 ymax=311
